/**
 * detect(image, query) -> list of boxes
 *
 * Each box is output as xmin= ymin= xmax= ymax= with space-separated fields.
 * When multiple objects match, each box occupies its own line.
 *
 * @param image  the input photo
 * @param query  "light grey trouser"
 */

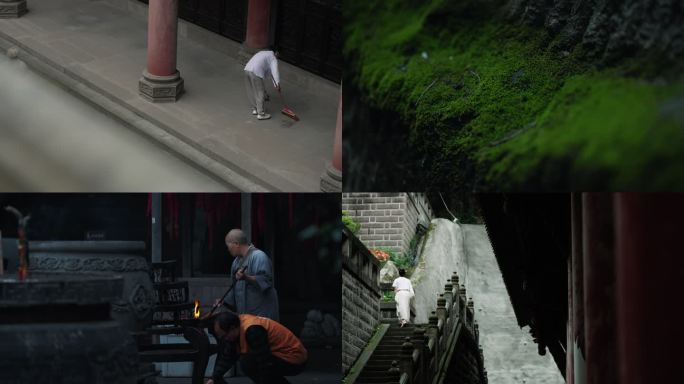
xmin=244 ymin=70 xmax=266 ymax=114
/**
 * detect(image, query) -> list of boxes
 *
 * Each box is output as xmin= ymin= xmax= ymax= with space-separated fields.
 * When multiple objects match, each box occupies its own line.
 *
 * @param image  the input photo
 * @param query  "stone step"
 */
xmin=366 ymin=354 xmax=399 ymax=359
xmin=386 ymin=329 xmax=417 ymax=334
xmin=384 ymin=332 xmax=415 ymax=337
xmin=356 ymin=376 xmax=401 ymax=383
xmin=368 ymin=355 xmax=402 ymax=360
xmin=357 ymin=371 xmax=401 ymax=382
xmin=355 ymin=323 xmax=429 ymax=383
xmin=377 ymin=338 xmax=412 ymax=343
xmin=375 ymin=345 xmax=407 ymax=350
xmin=373 ymin=344 xmax=406 ymax=350
xmin=365 ymin=362 xmax=400 ymax=370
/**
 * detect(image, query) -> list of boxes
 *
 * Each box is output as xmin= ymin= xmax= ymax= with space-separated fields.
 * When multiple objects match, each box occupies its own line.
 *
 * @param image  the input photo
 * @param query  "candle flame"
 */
xmin=194 ymin=300 xmax=200 ymax=319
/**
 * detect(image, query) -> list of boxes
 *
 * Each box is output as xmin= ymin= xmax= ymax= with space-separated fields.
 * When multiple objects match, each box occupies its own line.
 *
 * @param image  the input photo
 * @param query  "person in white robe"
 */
xmin=243 ymin=48 xmax=281 ymax=120
xmin=392 ymin=269 xmax=414 ymax=327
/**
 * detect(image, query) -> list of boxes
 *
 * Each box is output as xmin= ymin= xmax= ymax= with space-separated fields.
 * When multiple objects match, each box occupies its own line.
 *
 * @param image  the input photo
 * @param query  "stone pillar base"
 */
xmin=0 ymin=1 xmax=28 ymax=18
xmin=138 ymin=69 xmax=184 ymax=103
xmin=320 ymin=163 xmax=342 ymax=192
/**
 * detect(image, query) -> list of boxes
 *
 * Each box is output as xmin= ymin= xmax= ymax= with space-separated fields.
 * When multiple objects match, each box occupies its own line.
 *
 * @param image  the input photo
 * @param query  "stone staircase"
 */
xmin=346 ymin=270 xmax=487 ymax=384
xmin=356 ymin=322 xmax=423 ymax=383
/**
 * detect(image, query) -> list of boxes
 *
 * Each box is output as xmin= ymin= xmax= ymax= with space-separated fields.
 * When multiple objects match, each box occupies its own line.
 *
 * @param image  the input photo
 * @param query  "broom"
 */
xmin=203 ymin=265 xmax=247 ymax=319
xmin=274 ymin=81 xmax=299 ymax=121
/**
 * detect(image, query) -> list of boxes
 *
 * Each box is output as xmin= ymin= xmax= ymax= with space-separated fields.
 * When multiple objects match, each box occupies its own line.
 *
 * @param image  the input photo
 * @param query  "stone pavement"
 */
xmin=0 ymin=0 xmax=339 ymax=191
xmin=0 ymin=54 xmax=233 ymax=191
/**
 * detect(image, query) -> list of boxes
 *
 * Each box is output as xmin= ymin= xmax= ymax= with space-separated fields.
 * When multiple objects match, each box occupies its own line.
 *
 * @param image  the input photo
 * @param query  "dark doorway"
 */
xmin=138 ymin=0 xmax=341 ymax=82
xmin=138 ymin=0 xmax=247 ymax=42
xmin=274 ymin=0 xmax=342 ymax=82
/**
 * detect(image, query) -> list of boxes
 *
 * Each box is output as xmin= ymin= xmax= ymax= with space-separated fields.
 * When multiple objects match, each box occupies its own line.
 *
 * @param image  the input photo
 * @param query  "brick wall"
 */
xmin=342 ymin=229 xmax=381 ymax=373
xmin=342 ymin=193 xmax=433 ymax=258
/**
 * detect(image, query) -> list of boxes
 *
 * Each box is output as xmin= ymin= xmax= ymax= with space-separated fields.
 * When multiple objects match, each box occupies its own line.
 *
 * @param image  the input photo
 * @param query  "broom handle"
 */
xmin=277 ymin=88 xmax=286 ymax=106
xmin=205 ymin=265 xmax=247 ymax=318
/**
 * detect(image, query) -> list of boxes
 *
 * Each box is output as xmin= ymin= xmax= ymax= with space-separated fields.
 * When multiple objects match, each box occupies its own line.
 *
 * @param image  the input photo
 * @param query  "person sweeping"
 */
xmin=392 ymin=269 xmax=415 ymax=327
xmin=244 ymin=46 xmax=281 ymax=121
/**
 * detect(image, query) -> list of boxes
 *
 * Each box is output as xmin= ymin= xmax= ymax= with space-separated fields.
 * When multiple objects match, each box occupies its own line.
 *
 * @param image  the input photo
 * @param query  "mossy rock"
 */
xmin=345 ymin=0 xmax=684 ymax=190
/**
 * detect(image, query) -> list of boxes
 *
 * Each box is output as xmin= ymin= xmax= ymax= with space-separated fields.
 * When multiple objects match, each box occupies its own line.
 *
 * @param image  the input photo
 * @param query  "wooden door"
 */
xmin=275 ymin=0 xmax=342 ymax=82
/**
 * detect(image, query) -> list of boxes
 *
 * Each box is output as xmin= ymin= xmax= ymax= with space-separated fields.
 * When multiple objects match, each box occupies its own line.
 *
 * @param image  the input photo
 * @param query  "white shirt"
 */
xmin=392 ymin=276 xmax=413 ymax=292
xmin=244 ymin=50 xmax=280 ymax=86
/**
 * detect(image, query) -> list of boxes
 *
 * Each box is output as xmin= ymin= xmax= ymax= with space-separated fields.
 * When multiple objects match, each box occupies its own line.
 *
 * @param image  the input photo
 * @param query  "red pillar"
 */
xmin=147 ymin=0 xmax=178 ymax=77
xmin=567 ymin=194 xmax=580 ymax=384
xmin=320 ymin=89 xmax=342 ymax=191
xmin=139 ymin=0 xmax=184 ymax=102
xmin=568 ymin=193 xmax=583 ymax=384
xmin=615 ymin=194 xmax=684 ymax=384
xmin=566 ymin=254 xmax=574 ymax=384
xmin=582 ymin=194 xmax=617 ymax=384
xmin=245 ymin=0 xmax=272 ymax=50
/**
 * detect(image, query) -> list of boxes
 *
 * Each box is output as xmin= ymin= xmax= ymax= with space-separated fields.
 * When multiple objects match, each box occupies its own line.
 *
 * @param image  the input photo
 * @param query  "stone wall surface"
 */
xmin=505 ymin=0 xmax=684 ymax=62
xmin=342 ymin=231 xmax=381 ymax=373
xmin=403 ymin=193 xmax=433 ymax=253
xmin=342 ymin=193 xmax=433 ymax=258
xmin=342 ymin=268 xmax=380 ymax=372
xmin=463 ymin=224 xmax=564 ymax=384
xmin=411 ymin=218 xmax=468 ymax=324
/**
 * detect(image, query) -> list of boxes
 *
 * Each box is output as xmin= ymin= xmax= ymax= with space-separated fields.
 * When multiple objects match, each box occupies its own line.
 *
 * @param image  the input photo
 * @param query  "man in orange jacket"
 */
xmin=206 ymin=311 xmax=308 ymax=384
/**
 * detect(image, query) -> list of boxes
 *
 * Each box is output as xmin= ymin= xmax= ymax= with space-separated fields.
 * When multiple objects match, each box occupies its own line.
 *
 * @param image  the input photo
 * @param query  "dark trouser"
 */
xmin=241 ymin=352 xmax=305 ymax=384
xmin=210 ymin=338 xmax=238 ymax=384
xmin=240 ymin=325 xmax=306 ymax=384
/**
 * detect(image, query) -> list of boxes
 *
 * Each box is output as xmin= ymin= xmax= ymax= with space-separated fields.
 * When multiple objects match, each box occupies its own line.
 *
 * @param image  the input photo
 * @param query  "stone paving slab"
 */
xmin=0 ymin=0 xmax=339 ymax=191
xmin=0 ymin=54 xmax=232 ymax=191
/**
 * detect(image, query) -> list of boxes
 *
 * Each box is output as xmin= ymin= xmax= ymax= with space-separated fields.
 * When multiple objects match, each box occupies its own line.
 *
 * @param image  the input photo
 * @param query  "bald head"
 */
xmin=226 ymin=229 xmax=249 ymax=245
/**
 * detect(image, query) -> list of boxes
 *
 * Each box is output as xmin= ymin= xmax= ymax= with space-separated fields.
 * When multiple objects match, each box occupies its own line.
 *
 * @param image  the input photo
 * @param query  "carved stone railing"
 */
xmin=342 ymin=227 xmax=380 ymax=294
xmin=0 ymin=0 xmax=28 ymax=18
xmin=394 ymin=272 xmax=488 ymax=384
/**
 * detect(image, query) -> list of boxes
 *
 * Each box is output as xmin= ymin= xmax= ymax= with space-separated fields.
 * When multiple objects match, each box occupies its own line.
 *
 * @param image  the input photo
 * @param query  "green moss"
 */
xmin=483 ymin=74 xmax=684 ymax=189
xmin=345 ymin=0 xmax=684 ymax=189
xmin=342 ymin=210 xmax=361 ymax=234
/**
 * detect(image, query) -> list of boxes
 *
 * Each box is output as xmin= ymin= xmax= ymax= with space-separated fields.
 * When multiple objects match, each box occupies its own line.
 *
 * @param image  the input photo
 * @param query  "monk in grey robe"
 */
xmin=223 ymin=229 xmax=279 ymax=321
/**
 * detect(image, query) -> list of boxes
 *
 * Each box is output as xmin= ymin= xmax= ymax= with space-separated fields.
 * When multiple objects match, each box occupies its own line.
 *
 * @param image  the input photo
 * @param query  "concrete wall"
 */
xmin=342 ymin=193 xmax=433 ymax=258
xmin=411 ymin=218 xmax=468 ymax=324
xmin=342 ymin=231 xmax=381 ymax=374
xmin=463 ymin=224 xmax=564 ymax=384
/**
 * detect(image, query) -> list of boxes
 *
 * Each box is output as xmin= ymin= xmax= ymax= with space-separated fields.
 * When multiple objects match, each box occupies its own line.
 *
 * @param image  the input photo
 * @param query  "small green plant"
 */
xmin=370 ymin=245 xmax=412 ymax=270
xmin=382 ymin=291 xmax=395 ymax=302
xmin=342 ymin=210 xmax=361 ymax=234
xmin=393 ymin=257 xmax=412 ymax=270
